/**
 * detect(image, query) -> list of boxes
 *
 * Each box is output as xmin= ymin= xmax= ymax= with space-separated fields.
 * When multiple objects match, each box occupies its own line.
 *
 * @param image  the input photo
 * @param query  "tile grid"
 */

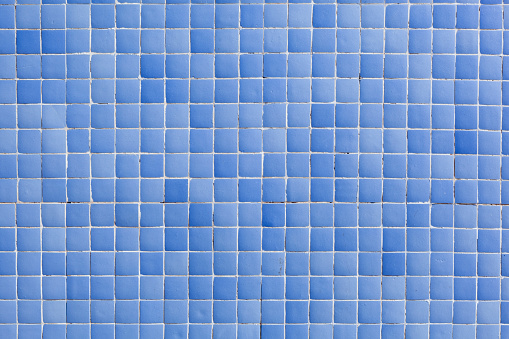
xmin=1 ymin=1 xmax=509 ymax=338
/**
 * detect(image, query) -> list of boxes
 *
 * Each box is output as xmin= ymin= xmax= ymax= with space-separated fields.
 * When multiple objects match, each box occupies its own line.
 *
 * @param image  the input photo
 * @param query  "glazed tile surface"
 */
xmin=0 ymin=0 xmax=507 ymax=338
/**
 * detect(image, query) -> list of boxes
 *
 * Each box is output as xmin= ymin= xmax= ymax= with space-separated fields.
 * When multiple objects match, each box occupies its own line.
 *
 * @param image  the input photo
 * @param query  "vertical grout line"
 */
xmin=500 ymin=3 xmax=504 ymax=337
xmin=380 ymin=2 xmax=385 ymax=336
xmin=356 ymin=2 xmax=361 ymax=335
xmin=237 ymin=2 xmax=241 ymax=337
xmin=187 ymin=1 xmax=191 ymax=337
xmin=333 ymin=2 xmax=338 ymax=337
xmin=112 ymin=1 xmax=118 ymax=338
xmin=330 ymin=1 xmax=335 ymax=335
xmin=39 ymin=2 xmax=43 ymax=337
xmin=14 ymin=2 xmax=19 ymax=338
xmin=307 ymin=3 xmax=311 ymax=338
xmin=260 ymin=2 xmax=265 ymax=338
xmin=212 ymin=3 xmax=216 ymax=336
xmin=308 ymin=3 xmax=313 ymax=339
xmin=162 ymin=0 xmax=167 ymax=337
xmin=138 ymin=1 xmax=142 ymax=334
xmin=234 ymin=2 xmax=242 ymax=337
xmin=283 ymin=2 xmax=290 ymax=338
xmin=88 ymin=1 xmax=93 ymax=336
xmin=426 ymin=4 xmax=430 ymax=334
xmin=475 ymin=1 xmax=481 ymax=336
xmin=427 ymin=2 xmax=433 ymax=339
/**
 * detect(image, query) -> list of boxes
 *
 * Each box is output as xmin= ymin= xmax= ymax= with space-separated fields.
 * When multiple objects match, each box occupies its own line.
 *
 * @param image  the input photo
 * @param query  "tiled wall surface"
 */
xmin=0 ymin=0 xmax=507 ymax=338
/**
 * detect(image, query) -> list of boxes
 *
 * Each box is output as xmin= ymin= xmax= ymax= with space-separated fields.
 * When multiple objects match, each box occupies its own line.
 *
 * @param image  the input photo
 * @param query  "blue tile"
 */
xmin=457 ymin=5 xmax=478 ymax=29
xmin=410 ymin=5 xmax=432 ymax=28
xmin=361 ymin=5 xmax=384 ymax=28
